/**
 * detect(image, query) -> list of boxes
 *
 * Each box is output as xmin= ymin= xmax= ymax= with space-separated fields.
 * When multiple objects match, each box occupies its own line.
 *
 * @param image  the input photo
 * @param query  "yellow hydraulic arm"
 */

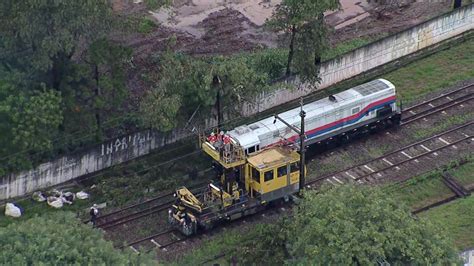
xmin=175 ymin=187 xmax=204 ymax=213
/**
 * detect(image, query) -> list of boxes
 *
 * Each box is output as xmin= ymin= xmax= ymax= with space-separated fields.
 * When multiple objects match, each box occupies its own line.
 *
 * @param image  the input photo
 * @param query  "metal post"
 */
xmin=274 ymin=97 xmax=306 ymax=191
xmin=299 ymin=102 xmax=306 ymax=190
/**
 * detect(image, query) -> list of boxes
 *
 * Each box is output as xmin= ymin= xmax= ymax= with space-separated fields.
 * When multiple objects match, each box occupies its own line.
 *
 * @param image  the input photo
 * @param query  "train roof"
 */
xmin=247 ymin=147 xmax=299 ymax=170
xmin=228 ymin=79 xmax=395 ymax=148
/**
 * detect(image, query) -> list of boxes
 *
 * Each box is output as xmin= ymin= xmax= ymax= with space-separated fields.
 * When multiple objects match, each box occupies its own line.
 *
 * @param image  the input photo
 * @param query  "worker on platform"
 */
xmin=217 ymin=131 xmax=224 ymax=142
xmin=90 ymin=204 xmax=99 ymax=227
xmin=223 ymin=134 xmax=231 ymax=159
xmin=207 ymin=132 xmax=217 ymax=143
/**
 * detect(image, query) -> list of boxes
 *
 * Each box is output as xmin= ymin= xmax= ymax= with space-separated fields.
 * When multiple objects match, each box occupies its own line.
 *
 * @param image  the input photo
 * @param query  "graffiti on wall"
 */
xmin=100 ymin=131 xmax=152 ymax=156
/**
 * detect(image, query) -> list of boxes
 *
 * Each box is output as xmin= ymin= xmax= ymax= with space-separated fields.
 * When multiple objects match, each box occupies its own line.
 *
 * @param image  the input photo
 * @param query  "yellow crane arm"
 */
xmin=176 ymin=187 xmax=204 ymax=213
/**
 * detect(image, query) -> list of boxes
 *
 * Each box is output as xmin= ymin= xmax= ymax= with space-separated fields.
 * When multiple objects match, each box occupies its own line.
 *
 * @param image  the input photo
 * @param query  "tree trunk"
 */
xmin=453 ymin=0 xmax=462 ymax=9
xmin=216 ymin=88 xmax=222 ymax=129
xmin=94 ymin=64 xmax=101 ymax=133
xmin=286 ymin=25 xmax=297 ymax=76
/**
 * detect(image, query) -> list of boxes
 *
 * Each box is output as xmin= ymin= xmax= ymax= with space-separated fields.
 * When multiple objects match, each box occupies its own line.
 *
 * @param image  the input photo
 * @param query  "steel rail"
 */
xmin=353 ymin=134 xmax=472 ymax=182
xmin=91 ymin=182 xmax=208 ymax=225
xmin=401 ymin=94 xmax=473 ymax=125
xmin=402 ymin=83 xmax=473 ymax=113
xmin=307 ymin=120 xmax=473 ymax=185
xmin=100 ymin=202 xmax=173 ymax=230
xmin=122 ymin=228 xmax=177 ymax=249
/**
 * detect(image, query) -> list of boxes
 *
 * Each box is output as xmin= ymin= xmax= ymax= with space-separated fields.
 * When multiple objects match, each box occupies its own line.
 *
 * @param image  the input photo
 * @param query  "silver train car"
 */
xmin=227 ymin=79 xmax=401 ymax=154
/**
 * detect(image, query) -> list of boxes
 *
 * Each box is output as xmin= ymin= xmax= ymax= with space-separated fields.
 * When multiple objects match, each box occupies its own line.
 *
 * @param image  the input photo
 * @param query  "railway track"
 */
xmin=124 ymin=228 xmax=188 ymax=253
xmin=307 ymin=121 xmax=474 ymax=187
xmin=93 ymin=183 xmax=208 ymax=229
xmin=400 ymin=83 xmax=473 ymax=125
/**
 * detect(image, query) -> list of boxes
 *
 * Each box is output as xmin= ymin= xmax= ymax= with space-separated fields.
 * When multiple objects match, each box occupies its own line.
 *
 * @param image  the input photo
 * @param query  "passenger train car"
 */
xmin=228 ymin=78 xmax=401 ymax=154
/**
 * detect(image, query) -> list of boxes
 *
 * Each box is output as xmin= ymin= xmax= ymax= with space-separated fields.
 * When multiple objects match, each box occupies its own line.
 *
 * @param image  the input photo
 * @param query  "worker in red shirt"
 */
xmin=207 ymin=132 xmax=217 ymax=143
xmin=223 ymin=134 xmax=231 ymax=145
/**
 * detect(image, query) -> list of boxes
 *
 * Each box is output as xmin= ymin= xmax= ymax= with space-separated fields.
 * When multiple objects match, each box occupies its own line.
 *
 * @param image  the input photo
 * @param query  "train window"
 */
xmin=264 ymin=171 xmax=274 ymax=182
xmin=277 ymin=166 xmax=287 ymax=177
xmin=251 ymin=167 xmax=260 ymax=183
xmin=256 ymin=145 xmax=260 ymax=151
xmin=248 ymin=146 xmax=255 ymax=154
xmin=351 ymin=107 xmax=360 ymax=115
xmin=290 ymin=162 xmax=300 ymax=173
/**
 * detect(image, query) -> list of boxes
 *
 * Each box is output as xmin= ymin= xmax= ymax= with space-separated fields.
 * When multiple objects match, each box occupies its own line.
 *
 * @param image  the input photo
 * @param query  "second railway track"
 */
xmin=307 ymin=121 xmax=473 ymax=187
xmin=400 ymin=83 xmax=473 ymax=125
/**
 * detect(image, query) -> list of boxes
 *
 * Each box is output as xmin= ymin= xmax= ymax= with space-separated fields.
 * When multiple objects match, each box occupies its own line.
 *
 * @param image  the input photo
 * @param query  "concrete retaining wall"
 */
xmin=1 ymin=4 xmax=473 ymax=200
xmin=242 ymin=4 xmax=473 ymax=115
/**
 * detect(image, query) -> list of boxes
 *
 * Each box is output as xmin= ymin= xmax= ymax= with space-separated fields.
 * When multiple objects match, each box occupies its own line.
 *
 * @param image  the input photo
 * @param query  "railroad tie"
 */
xmin=438 ymin=137 xmax=450 ymax=145
xmin=400 ymin=151 xmax=412 ymax=159
xmin=332 ymin=176 xmax=343 ymax=184
xmin=130 ymin=246 xmax=140 ymax=254
xmin=345 ymin=171 xmax=357 ymax=180
xmin=151 ymin=239 xmax=162 ymax=248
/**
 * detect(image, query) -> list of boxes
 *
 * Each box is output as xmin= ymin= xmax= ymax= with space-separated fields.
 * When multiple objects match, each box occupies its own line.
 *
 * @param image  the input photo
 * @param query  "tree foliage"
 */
xmin=0 ymin=0 xmax=112 ymax=83
xmin=284 ymin=186 xmax=459 ymax=264
xmin=188 ymin=185 xmax=459 ymax=265
xmin=139 ymin=50 xmax=269 ymax=131
xmin=267 ymin=0 xmax=339 ymax=83
xmin=0 ymin=1 xmax=134 ymax=173
xmin=0 ymin=212 xmax=155 ymax=265
xmin=0 ymin=81 xmax=63 ymax=174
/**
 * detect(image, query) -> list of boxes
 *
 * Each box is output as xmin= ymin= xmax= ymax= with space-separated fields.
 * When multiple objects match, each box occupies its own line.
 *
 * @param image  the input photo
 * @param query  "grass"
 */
xmin=137 ymin=17 xmax=157 ymax=34
xmin=388 ymin=171 xmax=453 ymax=209
xmin=451 ymin=159 xmax=474 ymax=189
xmin=419 ymin=195 xmax=474 ymax=250
xmin=323 ymin=37 xmax=378 ymax=61
xmin=382 ymin=38 xmax=474 ymax=104
xmin=386 ymin=158 xmax=474 ymax=249
xmin=410 ymin=112 xmax=474 ymax=140
xmin=0 ymin=188 xmax=93 ymax=227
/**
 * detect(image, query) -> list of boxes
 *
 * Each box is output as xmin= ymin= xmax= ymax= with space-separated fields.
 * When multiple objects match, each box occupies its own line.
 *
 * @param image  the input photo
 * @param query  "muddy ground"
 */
xmin=110 ymin=0 xmax=452 ymax=100
xmin=114 ymin=0 xmax=451 ymax=57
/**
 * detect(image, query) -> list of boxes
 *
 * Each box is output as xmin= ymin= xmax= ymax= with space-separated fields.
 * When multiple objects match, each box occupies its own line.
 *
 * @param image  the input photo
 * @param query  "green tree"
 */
xmin=285 ymin=186 xmax=459 ymax=264
xmin=267 ymin=0 xmax=339 ymax=82
xmin=0 ymin=0 xmax=113 ymax=88
xmin=213 ymin=185 xmax=459 ymax=265
xmin=139 ymin=50 xmax=269 ymax=131
xmin=0 ymin=81 xmax=62 ymax=174
xmin=0 ymin=2 xmax=137 ymax=171
xmin=0 ymin=212 xmax=155 ymax=265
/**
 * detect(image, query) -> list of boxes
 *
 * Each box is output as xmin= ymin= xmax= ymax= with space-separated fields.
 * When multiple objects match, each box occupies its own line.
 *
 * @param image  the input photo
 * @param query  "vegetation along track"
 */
xmin=400 ymin=83 xmax=473 ymax=125
xmin=307 ymin=121 xmax=474 ymax=187
xmin=412 ymin=170 xmax=472 ymax=214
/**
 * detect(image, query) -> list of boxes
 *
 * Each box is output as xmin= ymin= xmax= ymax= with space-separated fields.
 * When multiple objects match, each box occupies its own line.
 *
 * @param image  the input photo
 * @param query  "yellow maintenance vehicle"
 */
xmin=168 ymin=132 xmax=304 ymax=236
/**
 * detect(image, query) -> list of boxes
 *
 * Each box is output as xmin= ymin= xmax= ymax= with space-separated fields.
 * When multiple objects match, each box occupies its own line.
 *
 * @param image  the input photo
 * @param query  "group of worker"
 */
xmin=207 ymin=131 xmax=231 ymax=147
xmin=207 ymin=130 xmax=234 ymax=162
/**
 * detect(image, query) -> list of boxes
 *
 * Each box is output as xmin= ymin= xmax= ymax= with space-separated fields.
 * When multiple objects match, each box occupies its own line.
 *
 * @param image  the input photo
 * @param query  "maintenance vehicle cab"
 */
xmin=168 ymin=133 xmax=304 ymax=236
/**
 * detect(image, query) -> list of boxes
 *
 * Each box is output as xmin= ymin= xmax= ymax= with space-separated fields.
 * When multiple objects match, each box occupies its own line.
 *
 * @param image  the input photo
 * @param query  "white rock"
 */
xmin=5 ymin=203 xmax=21 ymax=217
xmin=76 ymin=191 xmax=89 ymax=200
xmin=47 ymin=197 xmax=63 ymax=208
xmin=32 ymin=191 xmax=46 ymax=202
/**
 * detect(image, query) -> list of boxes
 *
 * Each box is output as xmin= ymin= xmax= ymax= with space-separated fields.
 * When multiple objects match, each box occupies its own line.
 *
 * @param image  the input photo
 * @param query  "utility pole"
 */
xmin=274 ymin=98 xmax=306 ymax=190
xmin=213 ymin=75 xmax=223 ymax=129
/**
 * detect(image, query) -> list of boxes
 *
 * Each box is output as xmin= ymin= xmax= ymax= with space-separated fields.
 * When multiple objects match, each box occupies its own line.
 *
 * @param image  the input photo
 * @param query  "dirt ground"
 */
xmin=113 ymin=0 xmax=452 ymax=57
xmin=110 ymin=0 xmax=452 ymax=98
